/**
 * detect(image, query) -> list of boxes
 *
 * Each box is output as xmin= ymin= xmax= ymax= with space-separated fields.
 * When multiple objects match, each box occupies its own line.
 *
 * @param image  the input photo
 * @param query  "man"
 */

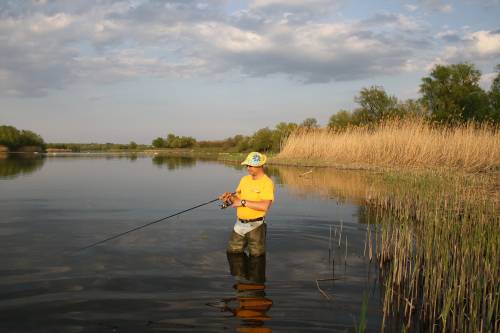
xmin=220 ymin=152 xmax=275 ymax=257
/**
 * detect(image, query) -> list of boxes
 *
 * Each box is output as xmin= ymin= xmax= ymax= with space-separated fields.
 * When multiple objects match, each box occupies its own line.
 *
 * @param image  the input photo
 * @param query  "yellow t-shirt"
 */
xmin=236 ymin=174 xmax=275 ymax=220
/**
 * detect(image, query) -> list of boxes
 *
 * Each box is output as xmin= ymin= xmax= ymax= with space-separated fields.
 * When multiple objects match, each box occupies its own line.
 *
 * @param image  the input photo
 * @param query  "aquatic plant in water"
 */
xmin=367 ymin=172 xmax=499 ymax=332
xmin=276 ymin=167 xmax=499 ymax=332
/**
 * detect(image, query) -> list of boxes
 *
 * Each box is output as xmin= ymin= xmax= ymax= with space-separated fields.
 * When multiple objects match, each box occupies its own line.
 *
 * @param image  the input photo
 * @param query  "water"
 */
xmin=0 ymin=154 xmax=382 ymax=332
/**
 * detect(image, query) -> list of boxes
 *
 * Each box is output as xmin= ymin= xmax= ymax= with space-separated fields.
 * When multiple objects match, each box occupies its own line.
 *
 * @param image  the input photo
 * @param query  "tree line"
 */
xmin=0 ymin=125 xmax=45 ymax=150
xmin=46 ymin=141 xmax=149 ymax=152
xmin=152 ymin=121 xmax=313 ymax=153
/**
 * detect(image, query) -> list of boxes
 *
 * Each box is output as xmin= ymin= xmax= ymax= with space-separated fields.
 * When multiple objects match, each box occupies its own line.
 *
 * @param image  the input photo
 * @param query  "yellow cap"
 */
xmin=241 ymin=152 xmax=267 ymax=167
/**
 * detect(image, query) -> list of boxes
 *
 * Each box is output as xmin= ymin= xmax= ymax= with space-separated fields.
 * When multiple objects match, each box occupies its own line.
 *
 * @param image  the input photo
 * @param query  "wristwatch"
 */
xmin=241 ymin=200 xmax=247 ymax=207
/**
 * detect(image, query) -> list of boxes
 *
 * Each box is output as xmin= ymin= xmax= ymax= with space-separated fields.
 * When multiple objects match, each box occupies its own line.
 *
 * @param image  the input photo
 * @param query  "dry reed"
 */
xmin=277 ymin=119 xmax=500 ymax=172
xmin=274 ymin=166 xmax=499 ymax=332
xmin=370 ymin=172 xmax=499 ymax=332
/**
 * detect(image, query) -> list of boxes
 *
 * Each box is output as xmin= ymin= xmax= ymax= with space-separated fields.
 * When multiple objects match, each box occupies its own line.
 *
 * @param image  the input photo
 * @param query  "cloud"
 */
xmin=479 ymin=71 xmax=497 ymax=89
xmin=417 ymin=0 xmax=453 ymax=12
xmin=249 ymin=0 xmax=345 ymax=17
xmin=198 ymin=20 xmax=427 ymax=83
xmin=0 ymin=0 xmax=463 ymax=97
xmin=469 ymin=30 xmax=500 ymax=56
xmin=433 ymin=30 xmax=500 ymax=63
xmin=404 ymin=4 xmax=419 ymax=12
xmin=358 ymin=12 xmax=425 ymax=32
xmin=429 ymin=29 xmax=500 ymax=67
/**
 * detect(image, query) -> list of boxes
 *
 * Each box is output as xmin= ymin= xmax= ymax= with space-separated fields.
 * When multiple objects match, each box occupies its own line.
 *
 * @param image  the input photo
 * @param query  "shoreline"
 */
xmin=5 ymin=149 xmax=498 ymax=174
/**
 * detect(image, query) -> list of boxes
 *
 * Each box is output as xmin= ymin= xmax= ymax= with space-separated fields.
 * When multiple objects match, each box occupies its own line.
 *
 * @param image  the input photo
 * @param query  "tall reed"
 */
xmin=277 ymin=119 xmax=499 ymax=172
xmin=275 ymin=167 xmax=499 ymax=332
xmin=369 ymin=172 xmax=499 ymax=332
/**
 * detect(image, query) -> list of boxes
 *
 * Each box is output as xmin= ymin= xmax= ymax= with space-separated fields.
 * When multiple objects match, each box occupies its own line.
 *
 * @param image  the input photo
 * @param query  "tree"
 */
xmin=300 ymin=118 xmax=319 ymax=129
xmin=164 ymin=133 xmax=196 ymax=148
xmin=488 ymin=64 xmax=500 ymax=122
xmin=328 ymin=110 xmax=353 ymax=129
xmin=355 ymin=86 xmax=399 ymax=122
xmin=420 ymin=63 xmax=490 ymax=123
xmin=152 ymin=137 xmax=165 ymax=148
xmin=0 ymin=125 xmax=44 ymax=150
xmin=396 ymin=99 xmax=428 ymax=119
xmin=129 ymin=141 xmax=138 ymax=149
xmin=271 ymin=122 xmax=298 ymax=151
xmin=250 ymin=127 xmax=274 ymax=152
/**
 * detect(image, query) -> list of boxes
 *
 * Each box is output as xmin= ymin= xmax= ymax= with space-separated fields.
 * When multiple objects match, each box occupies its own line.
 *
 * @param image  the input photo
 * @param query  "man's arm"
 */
xmin=231 ymin=198 xmax=272 ymax=211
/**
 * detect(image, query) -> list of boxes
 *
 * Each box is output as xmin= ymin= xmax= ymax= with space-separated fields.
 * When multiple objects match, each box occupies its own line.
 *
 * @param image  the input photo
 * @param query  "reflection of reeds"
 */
xmin=276 ymin=166 xmax=499 ymax=332
xmin=276 ymin=166 xmax=376 ymax=204
xmin=277 ymin=119 xmax=500 ymax=172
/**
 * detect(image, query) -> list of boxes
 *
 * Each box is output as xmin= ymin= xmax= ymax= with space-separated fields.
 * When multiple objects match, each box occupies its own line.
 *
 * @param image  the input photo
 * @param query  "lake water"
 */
xmin=0 ymin=154 xmax=382 ymax=332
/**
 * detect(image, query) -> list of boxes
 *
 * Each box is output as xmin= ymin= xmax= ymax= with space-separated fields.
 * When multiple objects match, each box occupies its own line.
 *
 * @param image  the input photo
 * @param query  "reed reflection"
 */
xmin=223 ymin=253 xmax=272 ymax=333
xmin=273 ymin=166 xmax=373 ymax=204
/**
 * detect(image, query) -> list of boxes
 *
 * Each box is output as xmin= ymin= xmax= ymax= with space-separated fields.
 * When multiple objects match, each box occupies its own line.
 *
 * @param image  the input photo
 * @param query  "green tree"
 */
xmin=129 ymin=141 xmax=138 ymax=149
xmin=420 ymin=63 xmax=490 ymax=123
xmin=396 ymin=99 xmax=428 ymax=119
xmin=328 ymin=110 xmax=353 ymax=129
xmin=0 ymin=125 xmax=44 ymax=150
xmin=152 ymin=137 xmax=165 ymax=148
xmin=0 ymin=125 xmax=21 ymax=149
xmin=250 ymin=127 xmax=274 ymax=152
xmin=164 ymin=133 xmax=196 ymax=148
xmin=300 ymin=118 xmax=319 ymax=129
xmin=271 ymin=122 xmax=298 ymax=151
xmin=236 ymin=136 xmax=251 ymax=152
xmin=355 ymin=86 xmax=399 ymax=122
xmin=488 ymin=64 xmax=500 ymax=122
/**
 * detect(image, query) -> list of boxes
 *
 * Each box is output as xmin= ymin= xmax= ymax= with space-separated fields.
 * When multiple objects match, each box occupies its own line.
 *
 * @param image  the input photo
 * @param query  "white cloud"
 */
xmin=404 ymin=4 xmax=419 ymax=11
xmin=469 ymin=30 xmax=500 ymax=56
xmin=426 ymin=29 xmax=500 ymax=73
xmin=480 ymin=71 xmax=497 ymax=89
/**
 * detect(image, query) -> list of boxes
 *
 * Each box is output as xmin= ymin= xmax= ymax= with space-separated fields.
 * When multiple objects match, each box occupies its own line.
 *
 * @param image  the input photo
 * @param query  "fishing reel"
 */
xmin=219 ymin=192 xmax=236 ymax=209
xmin=219 ymin=199 xmax=233 ymax=209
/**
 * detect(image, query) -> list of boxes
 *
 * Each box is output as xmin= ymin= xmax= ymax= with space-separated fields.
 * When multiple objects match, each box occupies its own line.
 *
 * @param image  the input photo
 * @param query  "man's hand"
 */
xmin=219 ymin=192 xmax=235 ymax=202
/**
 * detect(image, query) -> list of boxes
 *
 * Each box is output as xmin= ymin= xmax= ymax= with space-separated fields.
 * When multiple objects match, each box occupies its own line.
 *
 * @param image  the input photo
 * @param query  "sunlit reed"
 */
xmin=277 ymin=119 xmax=499 ymax=172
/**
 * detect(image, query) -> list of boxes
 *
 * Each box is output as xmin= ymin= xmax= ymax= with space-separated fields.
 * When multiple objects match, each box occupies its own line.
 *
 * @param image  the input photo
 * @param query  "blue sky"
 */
xmin=1 ymin=0 xmax=499 ymax=143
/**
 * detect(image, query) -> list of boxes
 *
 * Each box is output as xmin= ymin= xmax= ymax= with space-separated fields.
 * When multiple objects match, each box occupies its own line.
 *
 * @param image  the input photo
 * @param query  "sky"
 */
xmin=1 ymin=0 xmax=499 ymax=143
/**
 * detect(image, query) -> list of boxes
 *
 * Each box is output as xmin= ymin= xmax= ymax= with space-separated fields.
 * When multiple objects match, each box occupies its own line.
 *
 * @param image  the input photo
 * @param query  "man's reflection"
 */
xmin=223 ymin=253 xmax=273 ymax=333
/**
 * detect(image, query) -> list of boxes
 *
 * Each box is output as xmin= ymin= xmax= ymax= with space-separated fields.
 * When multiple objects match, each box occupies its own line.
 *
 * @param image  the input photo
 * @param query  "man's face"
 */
xmin=246 ymin=165 xmax=263 ymax=176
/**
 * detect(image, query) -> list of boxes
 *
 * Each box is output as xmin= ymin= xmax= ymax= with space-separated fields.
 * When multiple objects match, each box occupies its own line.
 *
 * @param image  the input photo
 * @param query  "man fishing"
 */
xmin=219 ymin=152 xmax=275 ymax=257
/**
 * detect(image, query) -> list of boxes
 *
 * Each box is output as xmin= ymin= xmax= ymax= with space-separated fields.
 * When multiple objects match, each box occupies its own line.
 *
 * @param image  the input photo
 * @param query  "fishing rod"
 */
xmin=77 ymin=195 xmax=234 ymax=252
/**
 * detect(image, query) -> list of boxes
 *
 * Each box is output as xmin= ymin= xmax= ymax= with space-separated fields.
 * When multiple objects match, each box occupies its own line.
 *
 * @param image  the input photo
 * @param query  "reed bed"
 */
xmin=368 ymin=172 xmax=499 ymax=332
xmin=275 ymin=167 xmax=499 ymax=332
xmin=277 ymin=120 xmax=500 ymax=172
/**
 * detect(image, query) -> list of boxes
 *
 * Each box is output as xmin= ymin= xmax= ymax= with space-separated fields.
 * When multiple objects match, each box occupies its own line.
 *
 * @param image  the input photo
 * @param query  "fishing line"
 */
xmin=77 ymin=197 xmax=220 ymax=252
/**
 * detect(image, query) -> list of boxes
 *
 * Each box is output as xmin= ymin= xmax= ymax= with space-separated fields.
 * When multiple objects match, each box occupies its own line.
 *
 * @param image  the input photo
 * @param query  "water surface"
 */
xmin=0 ymin=155 xmax=381 ymax=332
